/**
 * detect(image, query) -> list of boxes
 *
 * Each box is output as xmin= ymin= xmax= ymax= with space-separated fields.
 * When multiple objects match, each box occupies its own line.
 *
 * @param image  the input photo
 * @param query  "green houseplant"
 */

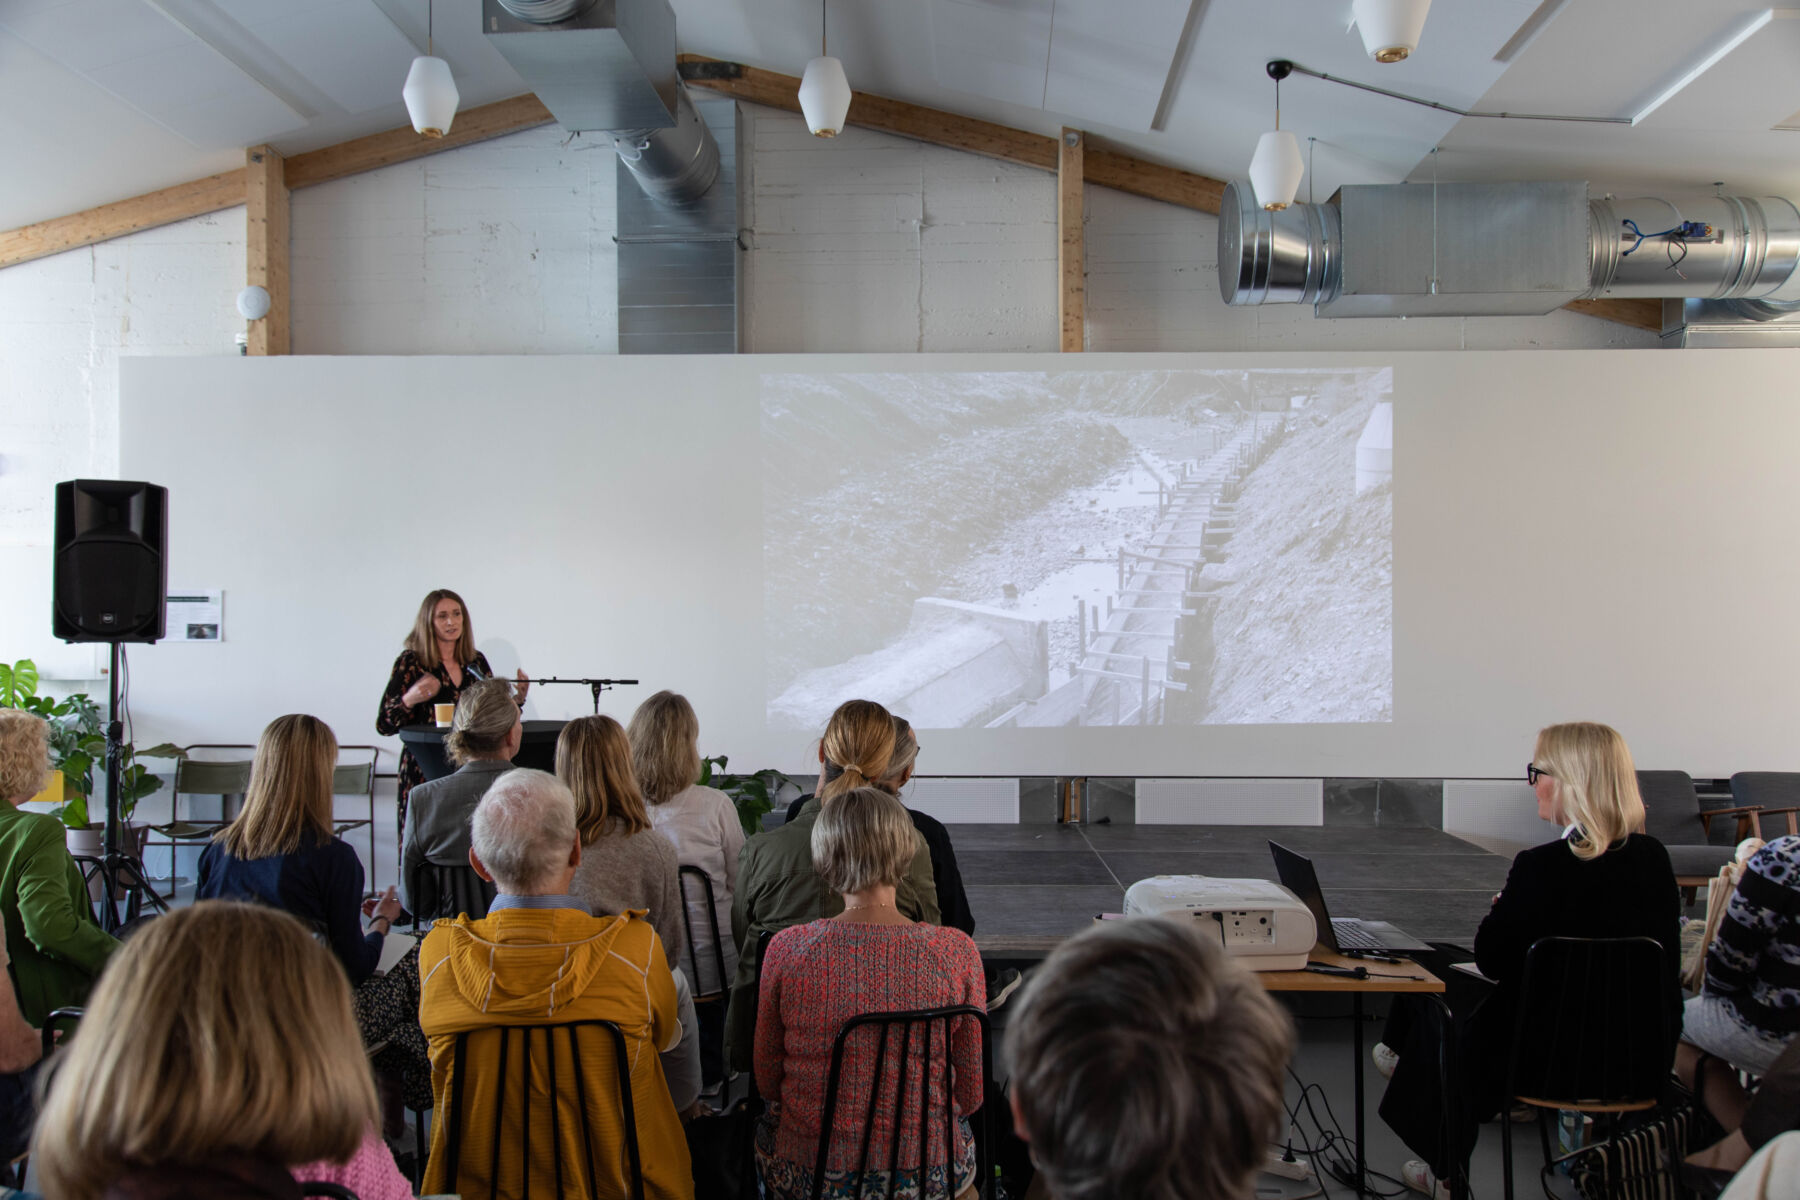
xmin=0 ymin=659 xmax=175 ymax=829
xmin=700 ymin=755 xmax=799 ymax=836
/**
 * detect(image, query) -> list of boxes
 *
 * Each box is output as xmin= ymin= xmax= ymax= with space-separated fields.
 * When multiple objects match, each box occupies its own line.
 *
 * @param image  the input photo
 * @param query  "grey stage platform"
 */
xmin=958 ymin=822 xmax=1511 ymax=957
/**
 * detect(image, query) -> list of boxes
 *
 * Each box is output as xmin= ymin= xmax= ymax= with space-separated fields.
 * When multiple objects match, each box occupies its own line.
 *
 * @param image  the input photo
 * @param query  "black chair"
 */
xmin=437 ymin=1020 xmax=645 ymax=1200
xmin=808 ymin=1005 xmax=992 ymax=1200
xmin=677 ymin=865 xmax=730 ymax=1000
xmin=409 ymin=861 xmax=495 ymax=931
xmin=1500 ymin=936 xmax=1672 ymax=1200
xmin=298 ymin=1185 xmax=361 ymax=1200
xmin=39 ymin=1006 xmax=83 ymax=1061
xmin=1637 ymin=771 xmax=1751 ymax=900
xmin=1728 ymin=773 xmax=1800 ymax=838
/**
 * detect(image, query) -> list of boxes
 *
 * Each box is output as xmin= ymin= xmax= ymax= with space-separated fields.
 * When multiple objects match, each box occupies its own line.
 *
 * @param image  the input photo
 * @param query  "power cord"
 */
xmin=1283 ymin=1064 xmax=1413 ymax=1198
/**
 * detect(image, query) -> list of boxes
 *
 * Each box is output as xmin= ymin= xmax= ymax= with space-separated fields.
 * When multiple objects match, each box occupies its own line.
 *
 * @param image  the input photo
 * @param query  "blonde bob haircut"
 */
xmin=33 ymin=900 xmax=378 ymax=1200
xmin=217 ymin=714 xmax=337 ymax=861
xmin=628 ymin=690 xmax=702 ymax=806
xmin=0 ymin=709 xmax=50 ymax=801
xmin=817 ymin=699 xmax=897 ymax=803
xmin=557 ymin=715 xmax=651 ymax=841
xmin=1534 ymin=721 xmax=1645 ymax=861
xmin=812 ymin=786 xmax=917 ymax=896
xmin=447 ymin=679 xmax=519 ymax=767
xmin=404 ymin=587 xmax=475 ymax=671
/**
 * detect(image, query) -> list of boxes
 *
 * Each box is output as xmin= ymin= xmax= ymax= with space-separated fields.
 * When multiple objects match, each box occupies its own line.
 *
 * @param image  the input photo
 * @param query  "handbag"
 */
xmin=1551 ymin=1095 xmax=1717 ymax=1200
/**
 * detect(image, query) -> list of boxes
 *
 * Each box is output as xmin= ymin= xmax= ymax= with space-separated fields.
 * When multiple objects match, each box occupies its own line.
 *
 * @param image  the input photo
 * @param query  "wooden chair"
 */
xmin=435 ymin=1020 xmax=645 ymax=1200
xmin=1728 ymin=773 xmax=1800 ymax=839
xmin=809 ymin=1006 xmax=992 ymax=1200
xmin=1638 ymin=770 xmax=1762 ymax=902
xmin=1500 ymin=936 xmax=1671 ymax=1200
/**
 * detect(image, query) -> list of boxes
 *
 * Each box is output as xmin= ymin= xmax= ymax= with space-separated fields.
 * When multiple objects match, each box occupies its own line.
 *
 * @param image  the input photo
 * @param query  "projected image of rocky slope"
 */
xmin=762 ymin=368 xmax=1392 ymax=730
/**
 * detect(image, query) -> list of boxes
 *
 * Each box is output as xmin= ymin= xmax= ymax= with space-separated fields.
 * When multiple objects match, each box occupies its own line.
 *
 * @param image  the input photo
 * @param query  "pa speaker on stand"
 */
xmin=52 ymin=479 xmax=170 ymax=931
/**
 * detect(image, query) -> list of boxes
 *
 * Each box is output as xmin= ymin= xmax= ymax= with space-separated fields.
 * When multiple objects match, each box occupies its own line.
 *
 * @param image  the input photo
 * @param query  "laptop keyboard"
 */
xmin=1331 ymin=920 xmax=1383 ymax=950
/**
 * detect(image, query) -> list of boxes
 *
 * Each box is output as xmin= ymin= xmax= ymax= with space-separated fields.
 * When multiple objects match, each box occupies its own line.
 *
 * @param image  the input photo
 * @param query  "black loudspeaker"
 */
xmin=52 ymin=479 xmax=168 ymax=643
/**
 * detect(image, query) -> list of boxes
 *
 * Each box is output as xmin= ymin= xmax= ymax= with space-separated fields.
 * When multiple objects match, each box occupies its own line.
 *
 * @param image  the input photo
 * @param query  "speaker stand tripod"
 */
xmin=87 ymin=641 xmax=168 ymax=933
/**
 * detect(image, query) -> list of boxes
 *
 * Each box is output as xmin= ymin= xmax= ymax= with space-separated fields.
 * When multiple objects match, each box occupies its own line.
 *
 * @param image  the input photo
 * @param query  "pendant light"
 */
xmin=1353 ymin=0 xmax=1432 ymax=64
xmin=1248 ymin=60 xmax=1303 ymax=212
xmin=798 ymin=0 xmax=851 ymax=137
xmin=403 ymin=0 xmax=460 ymax=138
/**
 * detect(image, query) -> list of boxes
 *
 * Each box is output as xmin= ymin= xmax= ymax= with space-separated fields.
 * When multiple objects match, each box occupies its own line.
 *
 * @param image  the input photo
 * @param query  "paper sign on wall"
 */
xmin=168 ymin=590 xmax=223 ymax=642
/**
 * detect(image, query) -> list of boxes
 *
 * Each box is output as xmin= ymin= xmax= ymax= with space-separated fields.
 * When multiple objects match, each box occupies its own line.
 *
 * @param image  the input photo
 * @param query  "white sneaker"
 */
xmin=1372 ymin=1041 xmax=1399 ymax=1079
xmin=1400 ymin=1160 xmax=1450 ymax=1200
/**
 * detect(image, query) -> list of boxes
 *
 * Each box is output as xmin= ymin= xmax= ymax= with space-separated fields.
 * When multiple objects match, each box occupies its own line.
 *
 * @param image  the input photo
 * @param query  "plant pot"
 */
xmin=65 ymin=823 xmax=151 ymax=902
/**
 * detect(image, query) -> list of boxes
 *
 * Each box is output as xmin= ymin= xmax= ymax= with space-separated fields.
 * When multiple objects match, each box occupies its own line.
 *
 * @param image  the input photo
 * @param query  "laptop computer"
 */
xmin=1268 ymin=840 xmax=1433 ymax=955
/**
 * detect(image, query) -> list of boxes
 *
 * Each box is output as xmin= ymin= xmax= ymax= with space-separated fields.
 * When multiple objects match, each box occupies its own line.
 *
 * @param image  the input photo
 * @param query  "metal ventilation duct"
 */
xmin=1219 ymin=182 xmax=1800 ymax=320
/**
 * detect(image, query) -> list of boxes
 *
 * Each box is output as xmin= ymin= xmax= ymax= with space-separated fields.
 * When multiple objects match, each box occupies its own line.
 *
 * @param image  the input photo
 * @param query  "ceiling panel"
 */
xmin=1632 ymin=10 xmax=1800 ymax=130
xmin=216 ymin=0 xmax=421 ymax=117
xmin=1042 ymin=0 xmax=1190 ymax=132
xmin=929 ymin=0 xmax=1053 ymax=111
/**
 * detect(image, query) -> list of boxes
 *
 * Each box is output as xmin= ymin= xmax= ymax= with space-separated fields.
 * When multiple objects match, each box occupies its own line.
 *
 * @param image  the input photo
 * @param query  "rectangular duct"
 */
xmin=616 ymin=96 xmax=741 ymax=354
xmin=1321 ymin=182 xmax=1591 ymax=318
xmin=1667 ymin=298 xmax=1800 ymax=347
xmin=482 ymin=0 xmax=678 ymax=131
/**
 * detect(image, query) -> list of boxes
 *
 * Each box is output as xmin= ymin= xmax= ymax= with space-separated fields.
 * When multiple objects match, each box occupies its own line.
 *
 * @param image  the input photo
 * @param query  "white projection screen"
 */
xmin=93 ymin=349 xmax=1800 ymax=780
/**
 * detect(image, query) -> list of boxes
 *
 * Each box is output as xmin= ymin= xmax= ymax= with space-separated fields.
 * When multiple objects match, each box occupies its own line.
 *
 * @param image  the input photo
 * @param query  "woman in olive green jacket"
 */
xmin=0 ymin=711 xmax=120 ymax=1025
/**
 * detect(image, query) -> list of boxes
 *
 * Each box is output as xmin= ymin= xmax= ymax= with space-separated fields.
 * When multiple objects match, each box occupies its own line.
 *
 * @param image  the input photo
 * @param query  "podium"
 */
xmin=397 ymin=720 xmax=566 ymax=782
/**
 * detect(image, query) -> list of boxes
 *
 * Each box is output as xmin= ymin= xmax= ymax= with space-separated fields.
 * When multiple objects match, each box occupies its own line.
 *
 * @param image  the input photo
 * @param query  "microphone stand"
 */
xmin=520 ymin=677 xmax=640 ymax=715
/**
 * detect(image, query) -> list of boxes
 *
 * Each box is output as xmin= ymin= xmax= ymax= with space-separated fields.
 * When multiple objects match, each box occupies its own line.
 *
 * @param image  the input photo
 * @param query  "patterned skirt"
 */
xmin=754 ymin=1109 xmax=977 ymax=1200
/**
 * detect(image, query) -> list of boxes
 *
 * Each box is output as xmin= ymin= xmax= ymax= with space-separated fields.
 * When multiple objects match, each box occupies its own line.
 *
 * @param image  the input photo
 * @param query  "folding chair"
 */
xmin=144 ymin=746 xmax=253 ymax=898
xmin=332 ymin=747 xmax=380 ymax=894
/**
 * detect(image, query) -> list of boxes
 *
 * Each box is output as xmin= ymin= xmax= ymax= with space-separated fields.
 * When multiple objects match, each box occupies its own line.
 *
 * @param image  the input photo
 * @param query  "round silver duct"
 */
xmin=611 ymin=85 xmax=720 ymax=207
xmin=494 ymin=0 xmax=598 ymax=22
xmin=1217 ymin=182 xmax=1340 ymax=307
xmin=1586 ymin=195 xmax=1800 ymax=308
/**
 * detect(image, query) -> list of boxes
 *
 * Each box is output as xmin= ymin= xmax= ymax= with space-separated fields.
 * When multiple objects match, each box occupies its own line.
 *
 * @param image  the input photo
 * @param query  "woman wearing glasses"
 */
xmin=1380 ymin=722 xmax=1682 ymax=1198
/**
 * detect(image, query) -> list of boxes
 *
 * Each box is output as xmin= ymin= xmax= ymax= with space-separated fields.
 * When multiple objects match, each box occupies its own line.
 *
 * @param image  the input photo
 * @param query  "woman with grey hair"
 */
xmin=753 ymin=787 xmax=986 ymax=1200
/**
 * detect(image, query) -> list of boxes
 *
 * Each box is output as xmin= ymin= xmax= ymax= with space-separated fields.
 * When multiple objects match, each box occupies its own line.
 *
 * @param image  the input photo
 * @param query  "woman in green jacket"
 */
xmin=0 ymin=710 xmax=119 ymax=1025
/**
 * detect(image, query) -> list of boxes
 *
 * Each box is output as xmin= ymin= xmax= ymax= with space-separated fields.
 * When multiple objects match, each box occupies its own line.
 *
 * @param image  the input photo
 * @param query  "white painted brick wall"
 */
xmin=0 ymin=99 xmax=1655 ymax=550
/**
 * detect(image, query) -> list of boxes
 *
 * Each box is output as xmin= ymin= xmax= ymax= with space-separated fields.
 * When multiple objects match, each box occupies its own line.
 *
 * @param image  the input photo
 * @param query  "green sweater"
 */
xmin=724 ymin=796 xmax=940 ymax=1070
xmin=0 ymin=805 xmax=120 ymax=1025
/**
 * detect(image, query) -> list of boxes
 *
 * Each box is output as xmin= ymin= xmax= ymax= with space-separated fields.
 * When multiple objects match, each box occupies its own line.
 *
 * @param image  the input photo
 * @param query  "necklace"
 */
xmin=841 ymin=901 xmax=892 ymax=912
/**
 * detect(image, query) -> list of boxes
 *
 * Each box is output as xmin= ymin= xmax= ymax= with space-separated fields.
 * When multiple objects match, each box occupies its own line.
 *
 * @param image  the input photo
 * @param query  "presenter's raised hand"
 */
xmin=403 ymin=674 xmax=442 ymax=707
xmin=514 ymin=668 xmax=530 ymax=706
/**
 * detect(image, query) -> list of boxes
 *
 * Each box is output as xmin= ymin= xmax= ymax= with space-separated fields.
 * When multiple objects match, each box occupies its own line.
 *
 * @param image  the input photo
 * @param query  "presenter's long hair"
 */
xmin=447 ymin=679 xmax=518 ymax=766
xmin=629 ymin=690 xmax=703 ymax=806
xmin=558 ymin=715 xmax=651 ymax=841
xmin=32 ymin=901 xmax=377 ymax=1200
xmin=818 ymin=699 xmax=898 ymax=803
xmin=406 ymin=587 xmax=475 ymax=670
xmin=217 ymin=714 xmax=337 ymax=860
xmin=1534 ymin=721 xmax=1645 ymax=860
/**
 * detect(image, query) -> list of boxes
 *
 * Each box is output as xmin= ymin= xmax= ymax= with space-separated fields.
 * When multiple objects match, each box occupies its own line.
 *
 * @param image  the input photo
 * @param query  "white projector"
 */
xmin=1122 ymin=875 xmax=1318 ymax=971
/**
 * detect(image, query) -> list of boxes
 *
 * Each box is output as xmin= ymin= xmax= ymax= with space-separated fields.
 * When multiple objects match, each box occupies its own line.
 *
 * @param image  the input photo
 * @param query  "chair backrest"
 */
xmin=440 ymin=1020 xmax=644 ymax=1200
xmin=332 ymin=746 xmax=380 ymax=799
xmin=1506 ymin=936 xmax=1670 ymax=1108
xmin=297 ymin=1184 xmax=360 ymax=1200
xmin=40 ymin=1006 xmax=83 ymax=1062
xmin=1636 ymin=770 xmax=1707 ymax=846
xmin=1731 ymin=772 xmax=1800 ymax=812
xmin=172 ymin=747 xmax=255 ymax=799
xmin=411 ymin=862 xmax=496 ymax=930
xmin=810 ymin=1005 xmax=992 ymax=1200
xmin=676 ymin=865 xmax=729 ymax=1000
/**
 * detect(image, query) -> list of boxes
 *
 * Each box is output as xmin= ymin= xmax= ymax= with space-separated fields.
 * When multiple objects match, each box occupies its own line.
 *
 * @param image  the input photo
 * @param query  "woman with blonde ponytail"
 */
xmin=722 ymin=699 xmax=939 ymax=1072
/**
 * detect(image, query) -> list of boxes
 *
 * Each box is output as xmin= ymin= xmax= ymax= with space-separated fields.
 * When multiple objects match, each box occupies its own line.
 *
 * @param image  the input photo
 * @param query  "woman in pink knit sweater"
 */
xmin=754 ymin=787 xmax=987 ymax=1200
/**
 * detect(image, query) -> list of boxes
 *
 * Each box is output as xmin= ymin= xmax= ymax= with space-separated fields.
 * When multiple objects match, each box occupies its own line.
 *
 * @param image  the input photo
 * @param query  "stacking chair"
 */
xmin=1500 ymin=936 xmax=1671 ymax=1200
xmin=434 ymin=1020 xmax=645 ymax=1200
xmin=677 ymin=865 xmax=730 ymax=1000
xmin=408 ymin=862 xmax=496 ymax=931
xmin=1727 ymin=773 xmax=1800 ymax=839
xmin=145 ymin=746 xmax=254 ymax=898
xmin=331 ymin=746 xmax=380 ymax=894
xmin=809 ymin=1006 xmax=993 ymax=1200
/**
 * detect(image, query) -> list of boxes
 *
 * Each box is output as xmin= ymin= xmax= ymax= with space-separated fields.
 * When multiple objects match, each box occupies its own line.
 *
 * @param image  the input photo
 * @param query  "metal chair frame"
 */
xmin=441 ymin=1019 xmax=645 ymax=1200
xmin=677 ymin=865 xmax=730 ymax=1001
xmin=409 ymin=860 xmax=496 ymax=931
xmin=808 ymin=1005 xmax=993 ymax=1200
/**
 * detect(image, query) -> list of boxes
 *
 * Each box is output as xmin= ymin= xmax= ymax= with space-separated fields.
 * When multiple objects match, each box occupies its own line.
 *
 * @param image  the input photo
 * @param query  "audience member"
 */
xmin=418 ymin=768 xmax=697 ymax=1200
xmin=754 ymin=787 xmax=985 ymax=1200
xmin=728 ymin=699 xmax=939 ymax=1070
xmin=1678 ymin=834 xmax=1800 ymax=1171
xmin=0 ymin=709 xmax=118 ymax=1025
xmin=1004 ymin=916 xmax=1294 ymax=1200
xmin=785 ymin=715 xmax=974 ymax=936
xmin=1378 ymin=721 xmax=1682 ymax=1197
xmin=560 ymin=715 xmax=683 ymax=959
xmin=1686 ymin=1036 xmax=1800 ymax=1177
xmin=375 ymin=587 xmax=527 ymax=841
xmin=1719 ymin=1132 xmax=1800 ymax=1200
xmin=31 ymin=900 xmax=405 ymax=1200
xmin=0 ymin=933 xmax=42 ymax=1169
xmin=400 ymin=678 xmax=518 ymax=920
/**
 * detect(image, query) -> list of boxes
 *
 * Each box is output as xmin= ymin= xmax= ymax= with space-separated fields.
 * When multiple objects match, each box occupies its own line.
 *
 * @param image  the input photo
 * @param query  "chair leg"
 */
xmin=1501 ymin=1105 xmax=1514 ymax=1200
xmin=1536 ymin=1107 xmax=1553 ymax=1164
xmin=412 ymin=1108 xmax=426 ymax=1190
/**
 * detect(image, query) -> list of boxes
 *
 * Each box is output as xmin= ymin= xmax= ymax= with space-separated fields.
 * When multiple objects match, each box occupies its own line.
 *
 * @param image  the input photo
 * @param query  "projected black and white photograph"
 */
xmin=762 ymin=368 xmax=1393 ymax=731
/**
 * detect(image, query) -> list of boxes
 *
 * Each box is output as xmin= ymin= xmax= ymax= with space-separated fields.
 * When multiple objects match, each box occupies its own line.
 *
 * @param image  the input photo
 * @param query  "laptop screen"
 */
xmin=1269 ymin=840 xmax=1340 ymax=953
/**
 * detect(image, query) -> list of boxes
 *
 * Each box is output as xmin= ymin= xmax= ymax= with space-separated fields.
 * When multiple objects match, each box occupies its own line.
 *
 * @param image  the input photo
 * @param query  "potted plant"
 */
xmin=699 ymin=755 xmax=800 ymax=836
xmin=0 ymin=659 xmax=178 ymax=858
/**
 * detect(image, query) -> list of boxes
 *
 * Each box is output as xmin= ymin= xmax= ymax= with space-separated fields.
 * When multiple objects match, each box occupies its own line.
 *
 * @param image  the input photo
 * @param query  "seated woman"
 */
xmin=727 ymin=699 xmax=940 ymax=1071
xmin=754 ymin=787 xmax=986 ymax=1200
xmin=401 ymin=679 xmax=519 ymax=921
xmin=1678 ymin=834 xmax=1800 ymax=1172
xmin=0 ymin=709 xmax=118 ymax=1025
xmin=32 ymin=900 xmax=410 ymax=1200
xmin=1380 ymin=721 xmax=1683 ymax=1197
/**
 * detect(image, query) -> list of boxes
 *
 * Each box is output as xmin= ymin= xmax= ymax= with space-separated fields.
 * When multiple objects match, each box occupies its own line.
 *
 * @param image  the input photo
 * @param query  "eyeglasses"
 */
xmin=1526 ymin=764 xmax=1552 ymax=785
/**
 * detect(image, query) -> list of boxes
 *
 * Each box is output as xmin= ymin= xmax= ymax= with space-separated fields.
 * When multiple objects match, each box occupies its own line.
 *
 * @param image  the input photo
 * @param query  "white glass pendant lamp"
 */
xmin=798 ymin=0 xmax=851 ymax=136
xmin=1353 ymin=0 xmax=1432 ymax=63
xmin=1249 ymin=61 xmax=1303 ymax=211
xmin=403 ymin=0 xmax=460 ymax=138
